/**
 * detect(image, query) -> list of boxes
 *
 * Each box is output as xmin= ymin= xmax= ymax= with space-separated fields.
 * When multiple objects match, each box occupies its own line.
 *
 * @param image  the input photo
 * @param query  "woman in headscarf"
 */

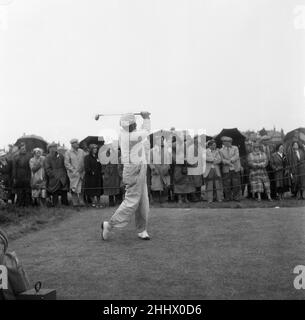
xmin=29 ymin=148 xmax=46 ymax=206
xmin=84 ymin=144 xmax=103 ymax=207
xmin=270 ymin=143 xmax=290 ymax=200
xmin=288 ymin=141 xmax=305 ymax=199
xmin=248 ymin=141 xmax=272 ymax=201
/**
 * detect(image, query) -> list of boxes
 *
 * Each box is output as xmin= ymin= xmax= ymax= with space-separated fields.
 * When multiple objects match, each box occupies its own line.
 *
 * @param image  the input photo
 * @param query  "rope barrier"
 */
xmin=1 ymin=170 xmax=305 ymax=194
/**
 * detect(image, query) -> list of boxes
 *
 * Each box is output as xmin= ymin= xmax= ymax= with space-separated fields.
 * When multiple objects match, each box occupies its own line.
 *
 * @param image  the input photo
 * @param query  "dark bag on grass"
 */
xmin=0 ymin=228 xmax=30 ymax=300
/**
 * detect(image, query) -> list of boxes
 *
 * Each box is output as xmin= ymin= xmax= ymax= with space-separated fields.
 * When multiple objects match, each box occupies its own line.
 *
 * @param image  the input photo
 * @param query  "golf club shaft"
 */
xmin=100 ymin=113 xmax=141 ymax=117
xmin=95 ymin=112 xmax=150 ymax=120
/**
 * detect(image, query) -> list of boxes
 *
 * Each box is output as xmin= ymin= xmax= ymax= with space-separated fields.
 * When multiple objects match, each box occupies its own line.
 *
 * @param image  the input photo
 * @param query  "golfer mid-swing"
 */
xmin=101 ymin=111 xmax=151 ymax=240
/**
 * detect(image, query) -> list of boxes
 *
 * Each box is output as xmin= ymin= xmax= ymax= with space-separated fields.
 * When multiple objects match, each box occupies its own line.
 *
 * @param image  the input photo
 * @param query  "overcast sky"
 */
xmin=0 ymin=0 xmax=304 ymax=148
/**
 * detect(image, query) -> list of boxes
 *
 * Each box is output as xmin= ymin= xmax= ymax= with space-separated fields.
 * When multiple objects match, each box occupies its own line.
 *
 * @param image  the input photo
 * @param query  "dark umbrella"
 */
xmin=215 ymin=128 xmax=247 ymax=158
xmin=284 ymin=127 xmax=305 ymax=146
xmin=79 ymin=136 xmax=105 ymax=150
xmin=15 ymin=134 xmax=48 ymax=153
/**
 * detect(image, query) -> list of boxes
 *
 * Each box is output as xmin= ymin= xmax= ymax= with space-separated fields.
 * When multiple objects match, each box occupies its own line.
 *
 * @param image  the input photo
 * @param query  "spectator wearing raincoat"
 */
xmin=29 ymin=148 xmax=46 ymax=206
xmin=44 ymin=143 xmax=69 ymax=206
xmin=64 ymin=139 xmax=86 ymax=206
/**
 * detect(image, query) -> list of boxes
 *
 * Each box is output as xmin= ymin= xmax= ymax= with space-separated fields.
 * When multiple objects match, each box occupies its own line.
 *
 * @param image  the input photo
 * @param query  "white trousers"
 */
xmin=109 ymin=164 xmax=149 ymax=233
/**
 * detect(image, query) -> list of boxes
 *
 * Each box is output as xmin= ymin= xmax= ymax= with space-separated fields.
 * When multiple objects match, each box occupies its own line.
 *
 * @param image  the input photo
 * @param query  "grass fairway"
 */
xmin=8 ymin=206 xmax=305 ymax=299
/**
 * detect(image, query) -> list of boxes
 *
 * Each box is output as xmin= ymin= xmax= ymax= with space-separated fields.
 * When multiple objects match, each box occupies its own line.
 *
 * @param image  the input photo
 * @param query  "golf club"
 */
xmin=94 ymin=112 xmax=150 ymax=121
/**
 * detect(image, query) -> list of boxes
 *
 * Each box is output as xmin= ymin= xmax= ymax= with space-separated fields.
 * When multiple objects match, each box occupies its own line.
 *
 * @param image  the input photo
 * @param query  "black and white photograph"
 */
xmin=0 ymin=0 xmax=305 ymax=315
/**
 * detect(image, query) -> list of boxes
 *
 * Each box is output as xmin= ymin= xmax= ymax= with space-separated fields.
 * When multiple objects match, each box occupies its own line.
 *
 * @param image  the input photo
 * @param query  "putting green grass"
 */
xmin=8 ymin=206 xmax=305 ymax=299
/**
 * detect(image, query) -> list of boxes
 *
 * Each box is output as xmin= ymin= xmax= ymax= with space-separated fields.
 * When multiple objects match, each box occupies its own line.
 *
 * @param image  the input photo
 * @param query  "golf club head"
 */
xmin=95 ymin=114 xmax=101 ymax=121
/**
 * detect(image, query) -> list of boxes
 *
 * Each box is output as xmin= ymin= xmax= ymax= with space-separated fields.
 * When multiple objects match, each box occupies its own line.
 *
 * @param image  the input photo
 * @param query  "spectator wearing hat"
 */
xmin=44 ymin=143 xmax=69 ymax=206
xmin=204 ymin=140 xmax=223 ymax=203
xmin=84 ymin=144 xmax=103 ymax=207
xmin=219 ymin=136 xmax=241 ymax=201
xmin=29 ymin=148 xmax=46 ymax=206
xmin=64 ymin=139 xmax=86 ymax=206
xmin=12 ymin=143 xmax=32 ymax=206
xmin=248 ymin=141 xmax=272 ymax=201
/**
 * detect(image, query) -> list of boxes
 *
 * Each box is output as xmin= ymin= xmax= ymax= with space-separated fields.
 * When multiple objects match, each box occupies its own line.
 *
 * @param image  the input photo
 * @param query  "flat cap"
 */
xmin=70 ymin=138 xmax=79 ymax=144
xmin=221 ymin=136 xmax=232 ymax=142
xmin=47 ymin=142 xmax=58 ymax=149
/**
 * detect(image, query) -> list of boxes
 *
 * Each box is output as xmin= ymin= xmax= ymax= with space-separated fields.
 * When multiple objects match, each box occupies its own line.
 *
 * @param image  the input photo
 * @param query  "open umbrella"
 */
xmin=79 ymin=136 xmax=105 ymax=151
xmin=15 ymin=134 xmax=48 ymax=153
xmin=284 ymin=127 xmax=305 ymax=146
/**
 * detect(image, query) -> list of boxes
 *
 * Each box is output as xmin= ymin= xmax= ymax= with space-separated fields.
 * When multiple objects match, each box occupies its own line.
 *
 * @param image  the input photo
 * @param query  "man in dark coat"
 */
xmin=12 ymin=143 xmax=32 ymax=206
xmin=84 ymin=144 xmax=103 ymax=207
xmin=44 ymin=143 xmax=69 ymax=206
xmin=288 ymin=141 xmax=305 ymax=199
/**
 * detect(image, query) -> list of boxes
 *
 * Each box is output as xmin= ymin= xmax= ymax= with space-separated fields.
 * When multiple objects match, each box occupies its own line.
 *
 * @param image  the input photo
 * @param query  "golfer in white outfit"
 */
xmin=101 ymin=111 xmax=151 ymax=240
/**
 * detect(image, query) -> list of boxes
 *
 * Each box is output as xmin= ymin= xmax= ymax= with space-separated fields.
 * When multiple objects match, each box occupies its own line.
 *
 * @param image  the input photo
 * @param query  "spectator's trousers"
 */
xmin=222 ymin=170 xmax=241 ymax=201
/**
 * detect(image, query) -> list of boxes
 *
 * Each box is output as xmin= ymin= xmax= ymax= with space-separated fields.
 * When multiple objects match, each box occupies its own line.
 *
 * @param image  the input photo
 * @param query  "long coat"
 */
xmin=102 ymin=163 xmax=123 ymax=196
xmin=270 ymin=152 xmax=290 ymax=191
xmin=29 ymin=156 xmax=46 ymax=189
xmin=12 ymin=152 xmax=32 ymax=189
xmin=84 ymin=154 xmax=102 ymax=197
xmin=149 ymin=146 xmax=171 ymax=192
xmin=248 ymin=151 xmax=270 ymax=193
xmin=288 ymin=149 xmax=305 ymax=192
xmin=0 ymin=158 xmax=12 ymax=192
xmin=172 ymin=145 xmax=195 ymax=195
xmin=44 ymin=152 xmax=69 ymax=193
xmin=64 ymin=148 xmax=85 ymax=193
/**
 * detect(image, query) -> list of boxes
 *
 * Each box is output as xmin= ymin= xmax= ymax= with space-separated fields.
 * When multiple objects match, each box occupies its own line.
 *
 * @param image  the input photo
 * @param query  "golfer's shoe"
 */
xmin=101 ymin=221 xmax=111 ymax=240
xmin=137 ymin=230 xmax=150 ymax=240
